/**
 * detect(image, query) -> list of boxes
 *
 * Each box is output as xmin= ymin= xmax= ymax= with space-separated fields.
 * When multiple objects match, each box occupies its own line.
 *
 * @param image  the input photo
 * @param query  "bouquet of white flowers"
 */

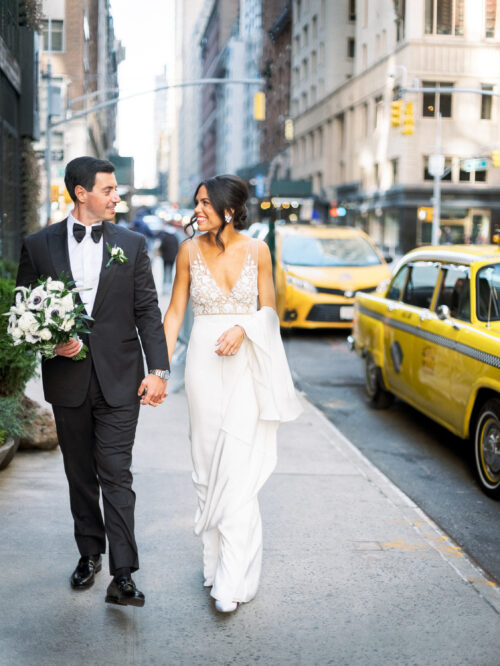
xmin=5 ymin=275 xmax=92 ymax=361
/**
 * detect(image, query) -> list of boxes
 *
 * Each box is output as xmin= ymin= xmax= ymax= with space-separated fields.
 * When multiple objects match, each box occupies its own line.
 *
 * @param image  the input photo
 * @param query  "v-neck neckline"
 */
xmin=195 ymin=238 xmax=252 ymax=298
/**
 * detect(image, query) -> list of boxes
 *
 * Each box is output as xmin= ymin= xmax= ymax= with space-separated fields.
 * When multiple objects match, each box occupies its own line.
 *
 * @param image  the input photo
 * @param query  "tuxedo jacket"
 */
xmin=16 ymin=219 xmax=169 ymax=407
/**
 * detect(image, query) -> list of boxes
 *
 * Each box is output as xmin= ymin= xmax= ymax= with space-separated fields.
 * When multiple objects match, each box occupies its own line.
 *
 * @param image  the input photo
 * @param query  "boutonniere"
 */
xmin=105 ymin=243 xmax=128 ymax=268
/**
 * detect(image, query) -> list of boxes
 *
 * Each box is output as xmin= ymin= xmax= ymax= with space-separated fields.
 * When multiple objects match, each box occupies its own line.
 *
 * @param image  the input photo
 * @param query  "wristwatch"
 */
xmin=149 ymin=369 xmax=170 ymax=381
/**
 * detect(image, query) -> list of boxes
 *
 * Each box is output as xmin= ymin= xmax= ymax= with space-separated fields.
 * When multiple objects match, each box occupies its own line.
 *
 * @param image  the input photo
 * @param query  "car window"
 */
xmin=477 ymin=264 xmax=500 ymax=321
xmin=386 ymin=265 xmax=410 ymax=301
xmin=401 ymin=262 xmax=440 ymax=309
xmin=281 ymin=235 xmax=382 ymax=267
xmin=436 ymin=265 xmax=470 ymax=321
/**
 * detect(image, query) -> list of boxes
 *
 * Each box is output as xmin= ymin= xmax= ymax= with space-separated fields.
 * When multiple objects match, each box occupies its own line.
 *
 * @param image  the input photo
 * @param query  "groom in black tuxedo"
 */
xmin=16 ymin=156 xmax=170 ymax=607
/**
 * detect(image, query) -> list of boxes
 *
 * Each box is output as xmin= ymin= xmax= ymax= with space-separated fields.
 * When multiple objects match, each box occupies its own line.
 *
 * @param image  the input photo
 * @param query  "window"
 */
xmin=374 ymin=96 xmax=383 ymax=129
xmin=395 ymin=0 xmax=406 ymax=42
xmin=477 ymin=265 xmax=500 ymax=321
xmin=485 ymin=0 xmax=496 ymax=37
xmin=481 ymin=84 xmax=493 ymax=120
xmin=402 ymin=262 xmax=440 ymax=308
xmin=319 ymin=42 xmax=325 ymax=64
xmin=436 ymin=265 xmax=470 ymax=320
xmin=424 ymin=156 xmax=452 ymax=181
xmin=361 ymin=103 xmax=368 ymax=137
xmin=362 ymin=44 xmax=367 ymax=68
xmin=302 ymin=58 xmax=308 ymax=80
xmin=349 ymin=0 xmax=356 ymax=21
xmin=42 ymin=19 xmax=64 ymax=51
xmin=296 ymin=0 xmax=302 ymax=19
xmin=391 ymin=158 xmax=399 ymax=185
xmin=312 ymin=15 xmax=318 ymax=40
xmin=387 ymin=265 xmax=410 ymax=301
xmin=425 ymin=0 xmax=464 ymax=36
xmin=347 ymin=38 xmax=355 ymax=58
xmin=422 ymin=81 xmax=453 ymax=118
xmin=374 ymin=163 xmax=380 ymax=188
xmin=303 ymin=25 xmax=309 ymax=48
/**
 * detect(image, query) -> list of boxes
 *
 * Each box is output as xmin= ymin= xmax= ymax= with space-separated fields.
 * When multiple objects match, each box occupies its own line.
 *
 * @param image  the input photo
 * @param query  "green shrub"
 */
xmin=0 ymin=395 xmax=25 ymax=445
xmin=0 ymin=259 xmax=18 ymax=280
xmin=0 ymin=276 xmax=39 ymax=397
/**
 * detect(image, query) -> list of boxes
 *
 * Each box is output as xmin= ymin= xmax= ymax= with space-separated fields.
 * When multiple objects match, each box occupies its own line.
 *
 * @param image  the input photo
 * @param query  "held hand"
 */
xmin=215 ymin=325 xmax=245 ymax=357
xmin=138 ymin=374 xmax=168 ymax=407
xmin=55 ymin=338 xmax=82 ymax=358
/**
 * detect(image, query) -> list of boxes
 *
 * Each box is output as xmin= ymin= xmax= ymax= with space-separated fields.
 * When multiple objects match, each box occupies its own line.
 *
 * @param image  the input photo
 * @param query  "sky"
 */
xmin=111 ymin=1 xmax=175 ymax=188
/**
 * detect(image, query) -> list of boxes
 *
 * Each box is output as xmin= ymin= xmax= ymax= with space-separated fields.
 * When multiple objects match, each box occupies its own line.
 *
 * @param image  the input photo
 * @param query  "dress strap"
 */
xmin=187 ymin=237 xmax=200 ymax=267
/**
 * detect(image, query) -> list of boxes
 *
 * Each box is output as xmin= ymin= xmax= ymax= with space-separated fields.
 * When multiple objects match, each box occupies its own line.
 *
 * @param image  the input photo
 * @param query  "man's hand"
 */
xmin=137 ymin=374 xmax=168 ymax=407
xmin=55 ymin=338 xmax=82 ymax=358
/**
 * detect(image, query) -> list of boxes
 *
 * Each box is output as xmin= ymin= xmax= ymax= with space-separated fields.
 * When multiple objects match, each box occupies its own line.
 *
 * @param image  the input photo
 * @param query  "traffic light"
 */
xmin=492 ymin=150 xmax=500 ymax=167
xmin=402 ymin=101 xmax=415 ymax=135
xmin=253 ymin=92 xmax=266 ymax=121
xmin=391 ymin=99 xmax=403 ymax=127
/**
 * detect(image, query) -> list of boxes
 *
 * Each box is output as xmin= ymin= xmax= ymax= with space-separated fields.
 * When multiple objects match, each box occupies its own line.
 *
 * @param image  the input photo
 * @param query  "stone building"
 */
xmin=38 ymin=0 xmax=121 ymax=223
xmin=290 ymin=0 xmax=500 ymax=254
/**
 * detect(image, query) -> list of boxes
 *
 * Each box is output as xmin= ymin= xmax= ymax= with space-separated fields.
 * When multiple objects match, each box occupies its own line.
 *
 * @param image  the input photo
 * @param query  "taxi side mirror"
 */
xmin=437 ymin=304 xmax=451 ymax=320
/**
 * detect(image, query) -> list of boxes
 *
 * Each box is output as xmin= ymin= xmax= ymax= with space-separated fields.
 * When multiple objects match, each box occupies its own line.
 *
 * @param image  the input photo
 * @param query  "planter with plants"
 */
xmin=0 ymin=259 xmax=39 ymax=470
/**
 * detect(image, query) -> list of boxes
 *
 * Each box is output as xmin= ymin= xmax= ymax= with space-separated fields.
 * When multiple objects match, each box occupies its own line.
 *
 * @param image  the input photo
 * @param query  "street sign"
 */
xmin=461 ymin=157 xmax=488 ymax=172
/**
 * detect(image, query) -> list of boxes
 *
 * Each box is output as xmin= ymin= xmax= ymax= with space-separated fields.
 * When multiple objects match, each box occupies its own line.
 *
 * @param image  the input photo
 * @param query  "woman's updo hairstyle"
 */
xmin=188 ymin=174 xmax=249 ymax=251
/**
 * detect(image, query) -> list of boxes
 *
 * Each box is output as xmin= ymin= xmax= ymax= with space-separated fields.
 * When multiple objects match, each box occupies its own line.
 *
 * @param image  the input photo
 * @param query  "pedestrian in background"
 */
xmin=159 ymin=222 xmax=179 ymax=292
xmin=16 ymin=156 xmax=170 ymax=608
xmin=163 ymin=174 xmax=301 ymax=613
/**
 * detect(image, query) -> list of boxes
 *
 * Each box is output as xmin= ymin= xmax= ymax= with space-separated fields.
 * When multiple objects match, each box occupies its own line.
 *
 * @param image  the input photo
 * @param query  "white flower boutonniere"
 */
xmin=106 ymin=242 xmax=128 ymax=269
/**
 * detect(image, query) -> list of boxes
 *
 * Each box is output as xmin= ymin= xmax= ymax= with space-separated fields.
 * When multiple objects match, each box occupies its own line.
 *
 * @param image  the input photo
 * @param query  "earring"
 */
xmin=225 ymin=214 xmax=232 ymax=224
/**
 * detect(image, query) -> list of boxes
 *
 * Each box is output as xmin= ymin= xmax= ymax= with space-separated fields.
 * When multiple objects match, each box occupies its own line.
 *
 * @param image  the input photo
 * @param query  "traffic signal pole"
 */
xmin=396 ymin=83 xmax=500 ymax=245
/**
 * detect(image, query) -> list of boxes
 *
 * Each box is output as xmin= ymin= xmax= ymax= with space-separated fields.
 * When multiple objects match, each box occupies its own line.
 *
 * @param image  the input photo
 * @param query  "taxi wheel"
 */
xmin=474 ymin=399 xmax=500 ymax=499
xmin=365 ymin=353 xmax=393 ymax=409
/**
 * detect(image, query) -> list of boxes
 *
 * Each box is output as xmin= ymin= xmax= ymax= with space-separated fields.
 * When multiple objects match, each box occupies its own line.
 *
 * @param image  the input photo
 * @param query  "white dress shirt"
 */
xmin=67 ymin=213 xmax=103 ymax=315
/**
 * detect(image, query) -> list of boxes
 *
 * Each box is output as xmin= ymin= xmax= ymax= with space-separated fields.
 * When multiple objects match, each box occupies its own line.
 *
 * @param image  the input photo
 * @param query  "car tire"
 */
xmin=365 ymin=352 xmax=393 ymax=409
xmin=474 ymin=399 xmax=500 ymax=499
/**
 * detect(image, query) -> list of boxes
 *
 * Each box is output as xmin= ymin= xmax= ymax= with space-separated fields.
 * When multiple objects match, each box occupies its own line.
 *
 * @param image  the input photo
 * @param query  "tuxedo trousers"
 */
xmin=52 ymin=366 xmax=140 ymax=575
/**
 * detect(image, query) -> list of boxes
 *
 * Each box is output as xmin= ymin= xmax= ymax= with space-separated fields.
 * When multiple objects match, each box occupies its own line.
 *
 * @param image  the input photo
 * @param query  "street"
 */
xmin=283 ymin=328 xmax=500 ymax=584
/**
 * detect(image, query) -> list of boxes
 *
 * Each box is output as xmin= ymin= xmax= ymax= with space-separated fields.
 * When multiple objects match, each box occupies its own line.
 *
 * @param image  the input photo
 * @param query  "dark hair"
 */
xmin=187 ymin=174 xmax=249 ymax=251
xmin=64 ymin=156 xmax=115 ymax=202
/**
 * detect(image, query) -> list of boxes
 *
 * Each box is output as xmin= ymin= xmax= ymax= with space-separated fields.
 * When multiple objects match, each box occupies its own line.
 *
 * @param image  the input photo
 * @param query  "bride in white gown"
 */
xmin=163 ymin=175 xmax=301 ymax=613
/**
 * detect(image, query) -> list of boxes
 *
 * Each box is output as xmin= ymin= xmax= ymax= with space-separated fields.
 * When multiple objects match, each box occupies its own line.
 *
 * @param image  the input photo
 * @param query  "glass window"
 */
xmin=347 ymin=38 xmax=355 ymax=58
xmin=485 ymin=0 xmax=496 ymax=37
xmin=424 ymin=156 xmax=452 ymax=181
xmin=422 ymin=81 xmax=453 ymax=118
xmin=374 ymin=96 xmax=383 ymax=129
xmin=401 ymin=262 xmax=440 ymax=308
xmin=349 ymin=0 xmax=356 ymax=21
xmin=281 ymin=235 xmax=382 ymax=267
xmin=436 ymin=265 xmax=470 ymax=320
xmin=42 ymin=19 xmax=64 ymax=52
xmin=477 ymin=264 xmax=500 ymax=321
xmin=425 ymin=0 xmax=464 ymax=36
xmin=481 ymin=85 xmax=493 ymax=119
xmin=387 ymin=265 xmax=410 ymax=301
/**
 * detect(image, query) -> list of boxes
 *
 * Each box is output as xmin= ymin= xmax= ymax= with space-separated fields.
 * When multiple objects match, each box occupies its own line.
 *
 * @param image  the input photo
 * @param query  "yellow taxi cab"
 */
xmin=350 ymin=244 xmax=500 ymax=498
xmin=275 ymin=225 xmax=392 ymax=329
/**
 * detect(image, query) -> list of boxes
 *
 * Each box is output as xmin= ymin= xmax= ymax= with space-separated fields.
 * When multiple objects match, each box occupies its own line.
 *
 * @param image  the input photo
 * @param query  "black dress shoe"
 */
xmin=70 ymin=554 xmax=102 ymax=589
xmin=105 ymin=575 xmax=145 ymax=607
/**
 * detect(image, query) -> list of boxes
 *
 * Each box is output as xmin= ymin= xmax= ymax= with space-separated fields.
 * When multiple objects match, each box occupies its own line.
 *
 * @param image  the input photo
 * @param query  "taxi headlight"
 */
xmin=286 ymin=274 xmax=317 ymax=293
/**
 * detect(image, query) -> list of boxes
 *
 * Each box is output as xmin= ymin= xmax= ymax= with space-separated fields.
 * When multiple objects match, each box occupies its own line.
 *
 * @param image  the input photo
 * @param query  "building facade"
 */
xmin=290 ymin=0 xmax=500 ymax=254
xmin=0 ymin=0 xmax=40 ymax=261
xmin=38 ymin=0 xmax=121 ymax=223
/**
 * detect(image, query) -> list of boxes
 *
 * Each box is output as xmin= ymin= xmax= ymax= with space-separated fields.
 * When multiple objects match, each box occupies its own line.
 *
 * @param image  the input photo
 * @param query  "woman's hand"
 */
xmin=215 ymin=325 xmax=245 ymax=356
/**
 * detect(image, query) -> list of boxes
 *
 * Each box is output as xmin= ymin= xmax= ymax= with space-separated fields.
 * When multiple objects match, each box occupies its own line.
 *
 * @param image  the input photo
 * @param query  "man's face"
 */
xmin=84 ymin=172 xmax=120 ymax=221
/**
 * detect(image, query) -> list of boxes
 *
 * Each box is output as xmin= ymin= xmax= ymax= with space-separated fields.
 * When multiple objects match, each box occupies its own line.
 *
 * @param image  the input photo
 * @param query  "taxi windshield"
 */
xmin=477 ymin=264 xmax=500 ymax=321
xmin=282 ymin=235 xmax=382 ymax=267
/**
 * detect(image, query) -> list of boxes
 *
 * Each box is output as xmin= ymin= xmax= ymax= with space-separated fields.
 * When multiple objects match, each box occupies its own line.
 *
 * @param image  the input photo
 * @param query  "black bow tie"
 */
xmin=73 ymin=223 xmax=103 ymax=243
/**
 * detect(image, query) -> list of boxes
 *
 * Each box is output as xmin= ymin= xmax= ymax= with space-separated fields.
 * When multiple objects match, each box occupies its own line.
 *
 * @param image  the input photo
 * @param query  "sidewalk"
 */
xmin=1 ymin=276 xmax=500 ymax=664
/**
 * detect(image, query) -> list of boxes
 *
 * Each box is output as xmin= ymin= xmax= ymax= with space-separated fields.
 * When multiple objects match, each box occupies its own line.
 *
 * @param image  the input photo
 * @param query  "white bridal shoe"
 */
xmin=215 ymin=599 xmax=238 ymax=613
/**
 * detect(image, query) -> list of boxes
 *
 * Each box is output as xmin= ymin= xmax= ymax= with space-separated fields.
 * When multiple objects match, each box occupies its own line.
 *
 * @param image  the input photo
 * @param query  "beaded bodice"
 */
xmin=189 ymin=238 xmax=258 ymax=316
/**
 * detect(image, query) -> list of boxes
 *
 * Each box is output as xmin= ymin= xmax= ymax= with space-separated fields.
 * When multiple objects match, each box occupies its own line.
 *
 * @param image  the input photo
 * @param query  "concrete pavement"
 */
xmin=1 ymin=278 xmax=500 ymax=664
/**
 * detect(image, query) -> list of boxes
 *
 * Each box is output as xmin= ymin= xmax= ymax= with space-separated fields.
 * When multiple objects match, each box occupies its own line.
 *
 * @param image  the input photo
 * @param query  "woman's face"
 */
xmin=194 ymin=185 xmax=222 ymax=233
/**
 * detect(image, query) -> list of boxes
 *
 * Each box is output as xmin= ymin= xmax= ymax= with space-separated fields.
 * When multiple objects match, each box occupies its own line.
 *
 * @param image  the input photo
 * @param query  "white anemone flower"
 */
xmin=18 ymin=311 xmax=37 ymax=331
xmin=46 ymin=279 xmax=65 ymax=292
xmin=39 ymin=328 xmax=52 ymax=341
xmin=27 ymin=285 xmax=47 ymax=311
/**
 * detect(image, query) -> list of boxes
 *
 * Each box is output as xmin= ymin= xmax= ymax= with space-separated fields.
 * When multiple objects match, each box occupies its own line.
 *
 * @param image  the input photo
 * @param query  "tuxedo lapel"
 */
xmin=48 ymin=220 xmax=74 ymax=282
xmin=91 ymin=221 xmax=118 ymax=318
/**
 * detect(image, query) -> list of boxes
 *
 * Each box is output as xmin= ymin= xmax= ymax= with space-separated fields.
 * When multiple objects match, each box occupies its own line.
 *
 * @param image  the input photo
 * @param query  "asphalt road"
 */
xmin=283 ymin=328 xmax=500 ymax=584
